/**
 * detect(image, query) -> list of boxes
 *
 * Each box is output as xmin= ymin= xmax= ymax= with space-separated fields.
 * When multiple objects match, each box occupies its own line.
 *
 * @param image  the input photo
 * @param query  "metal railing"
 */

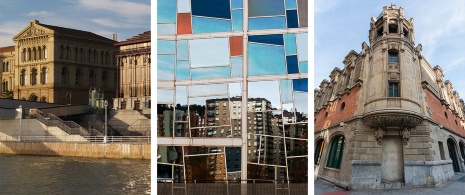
xmin=0 ymin=135 xmax=150 ymax=143
xmin=157 ymin=180 xmax=308 ymax=195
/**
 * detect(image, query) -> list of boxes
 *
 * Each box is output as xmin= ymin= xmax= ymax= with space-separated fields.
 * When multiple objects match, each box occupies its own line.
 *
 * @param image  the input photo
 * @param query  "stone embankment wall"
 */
xmin=0 ymin=142 xmax=150 ymax=159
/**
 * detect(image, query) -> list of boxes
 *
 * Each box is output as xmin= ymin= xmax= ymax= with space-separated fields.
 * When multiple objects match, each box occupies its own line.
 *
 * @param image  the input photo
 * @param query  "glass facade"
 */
xmin=157 ymin=0 xmax=308 ymax=188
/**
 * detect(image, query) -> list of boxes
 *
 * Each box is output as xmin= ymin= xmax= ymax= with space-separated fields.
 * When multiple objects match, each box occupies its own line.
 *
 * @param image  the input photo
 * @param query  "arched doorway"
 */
xmin=447 ymin=138 xmax=460 ymax=172
xmin=29 ymin=94 xmax=38 ymax=102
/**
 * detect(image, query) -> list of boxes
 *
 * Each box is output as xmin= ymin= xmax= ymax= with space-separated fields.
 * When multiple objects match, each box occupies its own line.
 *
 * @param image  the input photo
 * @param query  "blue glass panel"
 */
xmin=249 ymin=0 xmax=285 ymax=17
xmin=280 ymin=80 xmax=293 ymax=103
xmin=192 ymin=66 xmax=231 ymax=79
xmin=249 ymin=17 xmax=286 ymax=30
xmin=299 ymin=61 xmax=308 ymax=73
xmin=176 ymin=60 xmax=190 ymax=80
xmin=285 ymin=0 xmax=297 ymax=9
xmin=192 ymin=0 xmax=231 ymax=19
xmin=190 ymin=38 xmax=230 ymax=68
xmin=286 ymin=10 xmax=299 ymax=28
xmin=286 ymin=55 xmax=299 ymax=74
xmin=158 ymin=0 xmax=177 ymax=23
xmin=178 ymin=0 xmax=191 ymax=13
xmin=177 ymin=40 xmax=189 ymax=60
xmin=248 ymin=43 xmax=286 ymax=76
xmin=296 ymin=33 xmax=308 ymax=61
xmin=249 ymin=34 xmax=284 ymax=45
xmin=158 ymin=24 xmax=176 ymax=35
xmin=158 ymin=55 xmax=175 ymax=80
xmin=231 ymin=0 xmax=243 ymax=9
xmin=284 ymin=34 xmax=297 ymax=55
xmin=192 ymin=16 xmax=232 ymax=34
xmin=293 ymin=78 xmax=308 ymax=92
xmin=294 ymin=91 xmax=307 ymax=114
xmin=158 ymin=40 xmax=175 ymax=54
xmin=232 ymin=10 xmax=243 ymax=31
xmin=231 ymin=57 xmax=242 ymax=77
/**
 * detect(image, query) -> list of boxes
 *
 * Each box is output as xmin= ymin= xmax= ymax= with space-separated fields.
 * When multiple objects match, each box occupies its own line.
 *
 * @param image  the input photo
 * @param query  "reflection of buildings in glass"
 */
xmin=315 ymin=5 xmax=465 ymax=189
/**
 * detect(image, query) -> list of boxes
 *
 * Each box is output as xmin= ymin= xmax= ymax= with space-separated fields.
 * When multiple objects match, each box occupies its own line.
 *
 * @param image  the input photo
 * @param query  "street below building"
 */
xmin=315 ymin=172 xmax=465 ymax=195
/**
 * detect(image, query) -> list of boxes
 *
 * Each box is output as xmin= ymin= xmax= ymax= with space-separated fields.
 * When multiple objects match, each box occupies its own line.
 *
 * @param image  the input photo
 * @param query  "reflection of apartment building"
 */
xmin=114 ymin=31 xmax=151 ymax=110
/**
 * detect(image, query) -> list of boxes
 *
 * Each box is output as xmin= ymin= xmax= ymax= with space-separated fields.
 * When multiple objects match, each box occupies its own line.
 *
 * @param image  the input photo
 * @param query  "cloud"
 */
xmin=89 ymin=18 xmax=144 ymax=29
xmin=27 ymin=11 xmax=54 ymax=17
xmin=76 ymin=0 xmax=150 ymax=17
xmin=315 ymin=0 xmax=342 ymax=14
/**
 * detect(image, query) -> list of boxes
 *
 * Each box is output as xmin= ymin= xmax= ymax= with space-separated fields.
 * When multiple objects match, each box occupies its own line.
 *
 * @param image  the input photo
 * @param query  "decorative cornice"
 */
xmin=363 ymin=112 xmax=423 ymax=130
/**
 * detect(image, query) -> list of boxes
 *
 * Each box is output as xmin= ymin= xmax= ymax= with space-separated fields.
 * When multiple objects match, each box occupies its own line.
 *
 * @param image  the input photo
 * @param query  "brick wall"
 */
xmin=315 ymin=86 xmax=360 ymax=131
xmin=424 ymin=89 xmax=465 ymax=137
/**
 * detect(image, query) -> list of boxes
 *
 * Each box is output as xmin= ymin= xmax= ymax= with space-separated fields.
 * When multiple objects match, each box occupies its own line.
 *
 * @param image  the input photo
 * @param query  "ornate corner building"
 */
xmin=314 ymin=5 xmax=465 ymax=189
xmin=0 ymin=19 xmax=117 ymax=104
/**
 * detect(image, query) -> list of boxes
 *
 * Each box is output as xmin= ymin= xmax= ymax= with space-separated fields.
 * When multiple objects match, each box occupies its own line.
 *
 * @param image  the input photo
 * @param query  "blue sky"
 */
xmin=315 ymin=0 xmax=465 ymax=98
xmin=0 ymin=0 xmax=150 ymax=47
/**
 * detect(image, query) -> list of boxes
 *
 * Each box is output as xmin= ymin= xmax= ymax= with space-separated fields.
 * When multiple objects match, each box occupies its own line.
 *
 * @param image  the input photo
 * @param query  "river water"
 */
xmin=0 ymin=155 xmax=150 ymax=194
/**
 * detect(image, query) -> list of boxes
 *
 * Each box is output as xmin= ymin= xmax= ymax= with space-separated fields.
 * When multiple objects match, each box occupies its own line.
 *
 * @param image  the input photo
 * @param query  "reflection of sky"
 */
xmin=178 ymin=0 xmax=191 ymax=13
xmin=189 ymin=84 xmax=228 ymax=97
xmin=190 ymin=38 xmax=230 ymax=67
xmin=158 ymin=89 xmax=174 ymax=103
xmin=192 ymin=17 xmax=232 ymax=34
xmin=296 ymin=33 xmax=308 ymax=61
xmin=191 ymin=66 xmax=230 ymax=79
xmin=157 ymin=55 xmax=175 ymax=80
xmin=294 ymin=91 xmax=308 ymax=114
xmin=158 ymin=0 xmax=176 ymax=23
xmin=248 ymin=43 xmax=286 ymax=76
xmin=248 ymin=81 xmax=280 ymax=109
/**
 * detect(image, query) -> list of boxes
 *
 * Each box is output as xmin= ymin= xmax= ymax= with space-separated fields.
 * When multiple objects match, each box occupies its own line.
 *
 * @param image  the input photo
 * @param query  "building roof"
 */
xmin=115 ymin=31 xmax=151 ymax=46
xmin=0 ymin=46 xmax=14 ymax=53
xmin=37 ymin=22 xmax=116 ymax=43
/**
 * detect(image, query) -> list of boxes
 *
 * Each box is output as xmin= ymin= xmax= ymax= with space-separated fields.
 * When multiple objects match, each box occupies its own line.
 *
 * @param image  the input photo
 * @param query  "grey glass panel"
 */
xmin=247 ymin=164 xmax=274 ymax=180
xmin=232 ymin=10 xmax=243 ymax=31
xmin=294 ymin=91 xmax=308 ymax=117
xmin=185 ymin=146 xmax=226 ymax=180
xmin=282 ymin=103 xmax=294 ymax=115
xmin=191 ymin=66 xmax=231 ymax=79
xmin=158 ymin=40 xmax=176 ymax=54
xmin=284 ymin=34 xmax=297 ymax=55
xmin=190 ymin=38 xmax=230 ymax=68
xmin=248 ymin=43 xmax=286 ymax=76
xmin=192 ymin=16 xmax=232 ymax=34
xmin=158 ymin=89 xmax=174 ymax=103
xmin=157 ymin=24 xmax=176 ymax=35
xmin=175 ymin=86 xmax=188 ymax=120
xmin=249 ymin=0 xmax=285 ymax=17
xmin=189 ymin=84 xmax=228 ymax=97
xmin=158 ymin=0 xmax=177 ymax=23
xmin=193 ymin=126 xmax=232 ymax=138
xmin=178 ymin=0 xmax=191 ymax=13
xmin=286 ymin=10 xmax=299 ymax=28
xmin=296 ymin=33 xmax=308 ymax=61
xmin=288 ymin=156 xmax=308 ymax=181
xmin=158 ymin=104 xmax=174 ymax=137
xmin=158 ymin=146 xmax=183 ymax=164
xmin=297 ymin=0 xmax=308 ymax=27
xmin=226 ymin=147 xmax=241 ymax=172
xmin=158 ymin=54 xmax=175 ymax=80
xmin=249 ymin=16 xmax=286 ymax=30
xmin=285 ymin=0 xmax=297 ymax=9
xmin=176 ymin=40 xmax=188 ymax=60
xmin=300 ymin=61 xmax=308 ymax=73
xmin=176 ymin=60 xmax=190 ymax=80
xmin=191 ymin=0 xmax=231 ymax=19
xmin=248 ymin=81 xmax=280 ymax=110
xmin=157 ymin=164 xmax=172 ymax=178
xmin=231 ymin=57 xmax=242 ymax=77
xmin=189 ymin=95 xmax=228 ymax=107
xmin=280 ymin=80 xmax=293 ymax=103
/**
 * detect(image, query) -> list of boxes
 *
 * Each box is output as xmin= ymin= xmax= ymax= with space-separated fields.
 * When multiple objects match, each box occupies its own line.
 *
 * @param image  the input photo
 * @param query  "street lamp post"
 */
xmin=104 ymin=100 xmax=108 ymax=143
xmin=18 ymin=105 xmax=22 ymax=142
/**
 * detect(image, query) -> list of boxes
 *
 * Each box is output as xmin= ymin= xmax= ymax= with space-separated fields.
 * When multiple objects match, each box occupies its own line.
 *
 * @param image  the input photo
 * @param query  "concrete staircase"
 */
xmin=108 ymin=109 xmax=151 ymax=136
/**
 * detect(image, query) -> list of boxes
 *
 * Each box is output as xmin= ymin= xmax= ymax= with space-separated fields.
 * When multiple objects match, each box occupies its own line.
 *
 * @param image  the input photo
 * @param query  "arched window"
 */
xmin=38 ymin=47 xmax=42 ymax=60
xmin=89 ymin=69 xmax=95 ymax=86
xmin=5 ymin=62 xmax=8 ymax=72
xmin=61 ymin=67 xmax=69 ymax=84
xmin=44 ymin=46 xmax=47 ymax=59
xmin=102 ymin=71 xmax=108 ymax=87
xmin=31 ymin=68 xmax=38 ymax=85
xmin=75 ymin=68 xmax=82 ymax=85
xmin=326 ymin=135 xmax=345 ymax=169
xmin=20 ymin=69 xmax=27 ymax=86
xmin=22 ymin=48 xmax=27 ymax=62
xmin=314 ymin=139 xmax=325 ymax=165
xmin=27 ymin=48 xmax=32 ymax=61
xmin=459 ymin=142 xmax=465 ymax=160
xmin=41 ymin=67 xmax=48 ymax=84
xmin=41 ymin=96 xmax=46 ymax=102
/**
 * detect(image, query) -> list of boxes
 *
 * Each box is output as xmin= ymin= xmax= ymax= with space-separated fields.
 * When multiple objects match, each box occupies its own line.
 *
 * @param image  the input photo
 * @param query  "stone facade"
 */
xmin=0 ymin=19 xmax=117 ymax=105
xmin=314 ymin=5 xmax=465 ymax=189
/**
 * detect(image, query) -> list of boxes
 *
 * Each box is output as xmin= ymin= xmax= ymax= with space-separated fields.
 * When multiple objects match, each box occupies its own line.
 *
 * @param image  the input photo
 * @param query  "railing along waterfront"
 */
xmin=157 ymin=179 xmax=308 ymax=195
xmin=0 ymin=136 xmax=150 ymax=143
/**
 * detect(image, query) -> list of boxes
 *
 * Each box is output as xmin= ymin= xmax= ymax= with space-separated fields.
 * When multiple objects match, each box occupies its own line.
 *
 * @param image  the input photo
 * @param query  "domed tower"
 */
xmin=362 ymin=4 xmax=423 ymax=184
xmin=363 ymin=4 xmax=422 ymax=134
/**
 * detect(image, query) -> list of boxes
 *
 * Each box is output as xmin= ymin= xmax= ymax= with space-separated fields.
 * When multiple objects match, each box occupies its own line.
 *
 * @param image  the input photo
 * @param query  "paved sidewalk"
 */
xmin=315 ymin=172 xmax=465 ymax=195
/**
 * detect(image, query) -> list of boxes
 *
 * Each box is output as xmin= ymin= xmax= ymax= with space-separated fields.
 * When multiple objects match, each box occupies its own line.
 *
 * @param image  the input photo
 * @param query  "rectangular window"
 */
xmin=388 ymin=82 xmax=400 ymax=97
xmin=388 ymin=51 xmax=398 ymax=63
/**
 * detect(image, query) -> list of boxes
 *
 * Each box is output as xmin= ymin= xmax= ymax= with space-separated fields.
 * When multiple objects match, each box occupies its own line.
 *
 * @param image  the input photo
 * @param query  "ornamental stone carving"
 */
xmin=374 ymin=128 xmax=384 ymax=145
xmin=21 ymin=27 xmax=46 ymax=38
xmin=401 ymin=128 xmax=410 ymax=145
xmin=363 ymin=114 xmax=423 ymax=129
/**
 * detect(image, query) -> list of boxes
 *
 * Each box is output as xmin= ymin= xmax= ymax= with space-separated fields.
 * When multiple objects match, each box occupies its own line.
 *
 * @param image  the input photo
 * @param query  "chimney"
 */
xmin=112 ymin=33 xmax=117 ymax=41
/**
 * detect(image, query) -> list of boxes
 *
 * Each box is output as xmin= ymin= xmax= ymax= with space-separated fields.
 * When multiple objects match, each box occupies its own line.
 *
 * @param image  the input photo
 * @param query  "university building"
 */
xmin=314 ymin=5 xmax=465 ymax=189
xmin=0 ymin=20 xmax=117 ymax=105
